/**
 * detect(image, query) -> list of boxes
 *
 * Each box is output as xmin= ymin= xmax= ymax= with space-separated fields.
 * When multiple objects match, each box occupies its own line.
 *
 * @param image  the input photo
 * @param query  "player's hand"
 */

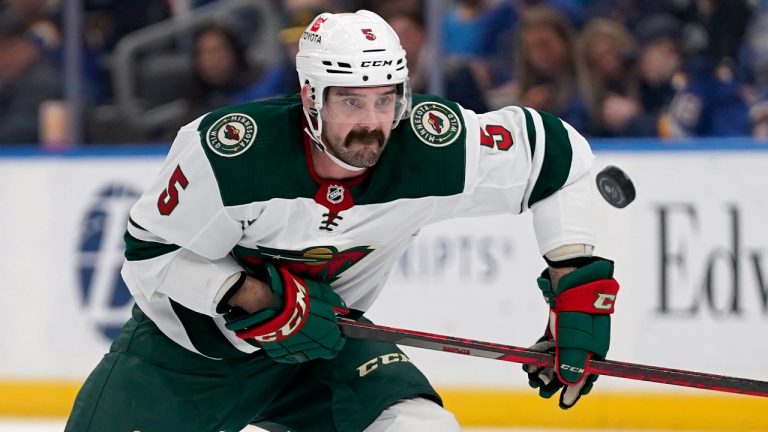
xmin=224 ymin=263 xmax=349 ymax=364
xmin=523 ymin=336 xmax=598 ymax=408
xmin=523 ymin=258 xmax=619 ymax=409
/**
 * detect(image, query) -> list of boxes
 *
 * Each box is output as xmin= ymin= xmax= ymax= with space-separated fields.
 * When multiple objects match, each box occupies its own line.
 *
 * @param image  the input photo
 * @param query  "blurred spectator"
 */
xmin=586 ymin=0 xmax=676 ymax=31
xmin=2 ymin=0 xmax=61 ymax=68
xmin=178 ymin=23 xmax=291 ymax=127
xmin=5 ymin=0 xmax=59 ymax=47
xmin=83 ymin=0 xmax=171 ymax=52
xmin=379 ymin=2 xmax=488 ymax=112
xmin=577 ymin=18 xmax=644 ymax=136
xmin=631 ymin=14 xmax=751 ymax=138
xmin=471 ymin=0 xmax=585 ymax=93
xmin=631 ymin=14 xmax=682 ymax=136
xmin=441 ymin=0 xmax=491 ymax=58
xmin=471 ymin=0 xmax=520 ymax=89
xmin=497 ymin=7 xmax=586 ymax=130
xmin=80 ymin=0 xmax=172 ymax=103
xmin=0 ymin=11 xmax=61 ymax=144
xmin=7 ymin=0 xmax=50 ymax=23
xmin=738 ymin=2 xmax=768 ymax=138
xmin=519 ymin=0 xmax=586 ymax=28
xmin=660 ymin=59 xmax=751 ymax=137
xmin=674 ymin=0 xmax=753 ymax=67
xmin=441 ymin=0 xmax=584 ymax=66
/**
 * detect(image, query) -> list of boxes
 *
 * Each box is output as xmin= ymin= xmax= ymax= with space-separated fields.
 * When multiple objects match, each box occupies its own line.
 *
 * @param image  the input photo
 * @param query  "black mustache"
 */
xmin=344 ymin=128 xmax=385 ymax=147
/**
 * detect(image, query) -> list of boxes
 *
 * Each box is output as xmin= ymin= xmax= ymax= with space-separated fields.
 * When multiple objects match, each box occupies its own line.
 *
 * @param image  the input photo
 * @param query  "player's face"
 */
xmin=321 ymin=85 xmax=397 ymax=168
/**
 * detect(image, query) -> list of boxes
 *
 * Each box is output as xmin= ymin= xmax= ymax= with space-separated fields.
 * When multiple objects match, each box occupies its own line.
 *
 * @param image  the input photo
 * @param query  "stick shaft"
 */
xmin=339 ymin=319 xmax=768 ymax=397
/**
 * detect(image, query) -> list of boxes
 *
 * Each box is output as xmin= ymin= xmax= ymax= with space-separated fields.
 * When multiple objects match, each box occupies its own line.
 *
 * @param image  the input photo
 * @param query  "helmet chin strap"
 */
xmin=302 ymin=108 xmax=366 ymax=172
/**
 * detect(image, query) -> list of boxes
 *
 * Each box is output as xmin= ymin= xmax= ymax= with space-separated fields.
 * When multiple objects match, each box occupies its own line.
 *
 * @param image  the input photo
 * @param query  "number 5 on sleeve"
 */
xmin=157 ymin=165 xmax=189 ymax=215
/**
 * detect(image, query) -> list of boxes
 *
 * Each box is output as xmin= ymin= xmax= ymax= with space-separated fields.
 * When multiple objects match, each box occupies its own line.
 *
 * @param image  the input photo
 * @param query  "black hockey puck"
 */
xmin=596 ymin=166 xmax=636 ymax=208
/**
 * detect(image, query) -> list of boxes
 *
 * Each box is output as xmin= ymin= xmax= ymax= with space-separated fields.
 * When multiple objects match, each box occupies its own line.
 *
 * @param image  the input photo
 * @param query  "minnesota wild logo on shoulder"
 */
xmin=206 ymin=113 xmax=257 ymax=157
xmin=410 ymin=101 xmax=462 ymax=147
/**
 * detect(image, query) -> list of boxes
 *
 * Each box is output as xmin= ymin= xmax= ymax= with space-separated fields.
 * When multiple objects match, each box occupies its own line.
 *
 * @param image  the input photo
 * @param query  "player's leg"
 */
xmin=65 ymin=305 xmax=274 ymax=432
xmin=65 ymin=352 xmax=227 ymax=432
xmin=248 ymin=316 xmax=459 ymax=432
xmin=246 ymin=364 xmax=337 ymax=432
xmin=364 ymin=397 xmax=460 ymax=432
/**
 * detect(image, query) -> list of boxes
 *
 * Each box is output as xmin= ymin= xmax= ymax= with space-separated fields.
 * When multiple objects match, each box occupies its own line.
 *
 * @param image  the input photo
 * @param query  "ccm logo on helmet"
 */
xmin=361 ymin=60 xmax=393 ymax=67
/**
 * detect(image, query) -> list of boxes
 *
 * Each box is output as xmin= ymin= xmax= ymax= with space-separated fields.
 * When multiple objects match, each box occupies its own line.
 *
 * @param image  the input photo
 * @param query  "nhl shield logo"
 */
xmin=327 ymin=184 xmax=345 ymax=204
xmin=410 ymin=102 xmax=462 ymax=147
xmin=206 ymin=113 xmax=257 ymax=157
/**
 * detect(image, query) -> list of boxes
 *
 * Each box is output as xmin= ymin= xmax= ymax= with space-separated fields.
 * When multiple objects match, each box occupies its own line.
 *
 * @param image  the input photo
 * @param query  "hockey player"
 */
xmin=66 ymin=10 xmax=619 ymax=432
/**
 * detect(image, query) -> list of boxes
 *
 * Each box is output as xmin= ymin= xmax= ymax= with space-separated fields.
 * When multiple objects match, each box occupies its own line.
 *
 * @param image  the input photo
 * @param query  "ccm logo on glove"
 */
xmin=244 ymin=275 xmax=309 ymax=343
xmin=554 ymin=279 xmax=619 ymax=314
xmin=593 ymin=293 xmax=617 ymax=310
xmin=224 ymin=263 xmax=349 ymax=363
xmin=560 ymin=364 xmax=585 ymax=374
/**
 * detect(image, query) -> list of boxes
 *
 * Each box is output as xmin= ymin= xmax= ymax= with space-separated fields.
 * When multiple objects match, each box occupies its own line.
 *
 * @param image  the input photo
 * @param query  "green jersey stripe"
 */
xmin=128 ymin=217 xmax=145 ymax=231
xmin=528 ymin=111 xmax=573 ymax=207
xmin=124 ymin=231 xmax=181 ymax=261
xmin=523 ymin=107 xmax=537 ymax=157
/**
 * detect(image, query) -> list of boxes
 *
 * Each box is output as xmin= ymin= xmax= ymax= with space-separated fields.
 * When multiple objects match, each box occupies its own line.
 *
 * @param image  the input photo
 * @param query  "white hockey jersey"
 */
xmin=121 ymin=94 xmax=596 ymax=358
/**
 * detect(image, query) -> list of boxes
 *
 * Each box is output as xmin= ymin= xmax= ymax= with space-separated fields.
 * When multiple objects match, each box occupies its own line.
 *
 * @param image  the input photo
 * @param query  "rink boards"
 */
xmin=0 ymin=139 xmax=767 ymax=429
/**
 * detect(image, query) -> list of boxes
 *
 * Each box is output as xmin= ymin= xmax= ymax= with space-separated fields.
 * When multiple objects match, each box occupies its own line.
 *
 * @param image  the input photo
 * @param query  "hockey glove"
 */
xmin=524 ymin=258 xmax=619 ymax=409
xmin=224 ymin=263 xmax=349 ymax=364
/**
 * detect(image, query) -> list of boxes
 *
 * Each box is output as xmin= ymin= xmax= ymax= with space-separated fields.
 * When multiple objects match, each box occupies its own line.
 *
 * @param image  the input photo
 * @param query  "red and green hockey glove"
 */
xmin=224 ymin=263 xmax=349 ymax=364
xmin=524 ymin=258 xmax=619 ymax=409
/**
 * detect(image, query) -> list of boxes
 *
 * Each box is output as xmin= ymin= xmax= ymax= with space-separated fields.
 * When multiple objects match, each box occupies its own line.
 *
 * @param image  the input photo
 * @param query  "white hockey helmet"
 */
xmin=296 ymin=10 xmax=411 ymax=166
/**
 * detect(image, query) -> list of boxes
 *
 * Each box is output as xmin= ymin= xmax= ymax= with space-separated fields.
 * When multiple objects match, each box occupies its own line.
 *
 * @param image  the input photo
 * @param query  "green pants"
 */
xmin=65 ymin=306 xmax=440 ymax=432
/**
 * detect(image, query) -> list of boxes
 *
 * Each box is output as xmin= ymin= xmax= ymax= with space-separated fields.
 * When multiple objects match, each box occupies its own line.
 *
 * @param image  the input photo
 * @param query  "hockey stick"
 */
xmin=338 ymin=318 xmax=768 ymax=397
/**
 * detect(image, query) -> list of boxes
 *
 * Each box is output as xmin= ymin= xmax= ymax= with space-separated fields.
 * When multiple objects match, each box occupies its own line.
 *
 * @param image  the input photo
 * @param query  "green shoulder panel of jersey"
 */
xmin=526 ymin=109 xmax=574 ymax=208
xmin=196 ymin=94 xmax=316 ymax=206
xmin=355 ymin=93 xmax=467 ymax=204
xmin=196 ymin=93 xmax=467 ymax=207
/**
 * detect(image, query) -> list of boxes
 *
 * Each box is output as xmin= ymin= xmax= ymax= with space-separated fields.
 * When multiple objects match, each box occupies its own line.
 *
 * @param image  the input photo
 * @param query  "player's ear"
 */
xmin=300 ymin=84 xmax=314 ymax=111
